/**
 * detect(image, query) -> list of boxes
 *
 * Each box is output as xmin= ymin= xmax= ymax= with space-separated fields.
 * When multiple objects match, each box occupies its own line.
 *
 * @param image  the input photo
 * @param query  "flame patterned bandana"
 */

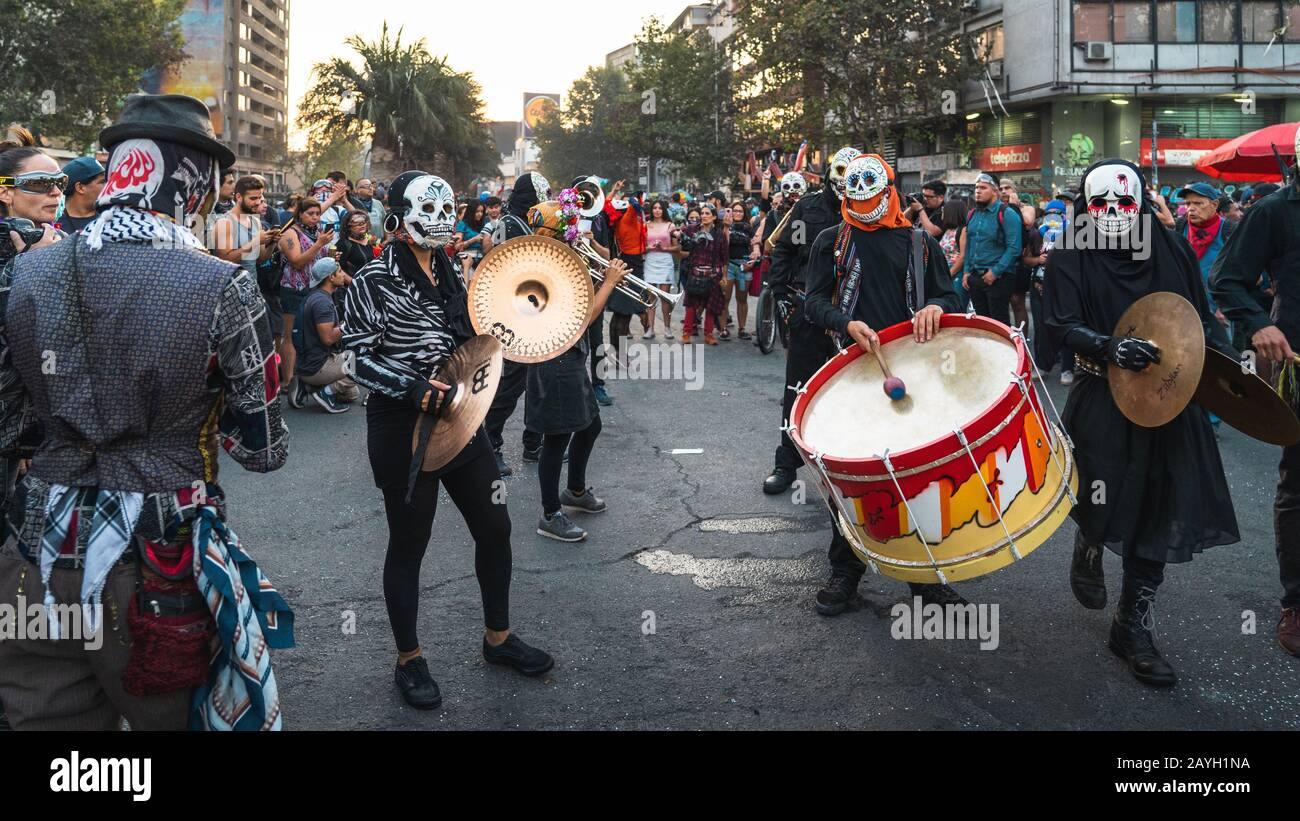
xmin=96 ymin=137 xmax=218 ymax=225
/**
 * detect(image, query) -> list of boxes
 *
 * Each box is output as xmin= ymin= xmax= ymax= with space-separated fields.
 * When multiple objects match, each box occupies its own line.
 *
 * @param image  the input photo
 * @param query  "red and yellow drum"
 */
xmin=789 ymin=314 xmax=1077 ymax=584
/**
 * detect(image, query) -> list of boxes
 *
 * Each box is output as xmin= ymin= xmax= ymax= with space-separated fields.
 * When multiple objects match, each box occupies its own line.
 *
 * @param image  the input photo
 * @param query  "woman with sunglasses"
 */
xmin=0 ymin=128 xmax=63 ymax=732
xmin=0 ymin=128 xmax=64 ymax=259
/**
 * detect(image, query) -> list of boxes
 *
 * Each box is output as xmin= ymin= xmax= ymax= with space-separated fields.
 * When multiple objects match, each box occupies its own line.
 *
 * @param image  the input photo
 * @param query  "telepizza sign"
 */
xmin=977 ymin=143 xmax=1042 ymax=172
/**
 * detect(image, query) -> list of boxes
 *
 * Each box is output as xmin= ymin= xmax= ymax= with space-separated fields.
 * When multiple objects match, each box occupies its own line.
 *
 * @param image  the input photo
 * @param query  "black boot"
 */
xmin=1109 ymin=579 xmax=1177 ymax=687
xmin=763 ymin=466 xmax=795 ymax=495
xmin=1070 ymin=530 xmax=1107 ymax=609
xmin=910 ymin=582 xmax=969 ymax=607
xmin=815 ymin=573 xmax=861 ymax=616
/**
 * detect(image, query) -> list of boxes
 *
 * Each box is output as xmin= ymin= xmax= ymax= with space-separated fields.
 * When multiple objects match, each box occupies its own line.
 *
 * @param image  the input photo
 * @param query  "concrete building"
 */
xmin=895 ymin=0 xmax=1300 ymax=200
xmin=228 ymin=0 xmax=291 ymax=192
xmin=606 ymin=43 xmax=638 ymax=73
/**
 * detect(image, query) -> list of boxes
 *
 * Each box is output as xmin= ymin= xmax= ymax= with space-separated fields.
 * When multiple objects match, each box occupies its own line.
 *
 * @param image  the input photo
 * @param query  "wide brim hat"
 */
xmin=99 ymin=93 xmax=235 ymax=168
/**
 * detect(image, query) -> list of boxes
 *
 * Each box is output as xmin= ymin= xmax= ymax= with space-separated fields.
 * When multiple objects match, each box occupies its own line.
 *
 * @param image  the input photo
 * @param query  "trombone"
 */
xmin=571 ymin=240 xmax=683 ymax=310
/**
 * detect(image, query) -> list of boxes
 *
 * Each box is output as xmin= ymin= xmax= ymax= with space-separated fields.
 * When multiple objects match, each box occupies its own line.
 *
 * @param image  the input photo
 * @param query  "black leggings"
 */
xmin=539 ymin=416 xmax=602 ymax=515
xmin=380 ymin=447 xmax=512 ymax=653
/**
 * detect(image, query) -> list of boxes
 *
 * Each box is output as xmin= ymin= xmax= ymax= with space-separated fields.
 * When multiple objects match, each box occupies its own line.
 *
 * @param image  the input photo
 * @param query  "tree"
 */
xmin=532 ymin=66 xmax=639 ymax=188
xmin=0 ymin=0 xmax=187 ymax=149
xmin=731 ymin=0 xmax=981 ymax=157
xmin=297 ymin=24 xmax=498 ymax=189
xmin=625 ymin=19 xmax=739 ymax=188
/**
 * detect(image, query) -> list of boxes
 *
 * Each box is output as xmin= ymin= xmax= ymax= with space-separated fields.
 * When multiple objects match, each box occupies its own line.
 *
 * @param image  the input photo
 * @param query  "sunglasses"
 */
xmin=0 ymin=172 xmax=68 ymax=195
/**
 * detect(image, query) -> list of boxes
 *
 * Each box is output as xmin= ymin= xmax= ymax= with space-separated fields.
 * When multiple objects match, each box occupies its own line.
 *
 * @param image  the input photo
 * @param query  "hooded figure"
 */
xmin=1045 ymin=157 xmax=1240 ymax=688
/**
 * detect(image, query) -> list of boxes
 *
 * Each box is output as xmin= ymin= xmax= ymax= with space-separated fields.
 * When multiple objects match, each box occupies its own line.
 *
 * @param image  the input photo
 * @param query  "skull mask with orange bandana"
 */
xmin=840 ymin=154 xmax=912 ymax=231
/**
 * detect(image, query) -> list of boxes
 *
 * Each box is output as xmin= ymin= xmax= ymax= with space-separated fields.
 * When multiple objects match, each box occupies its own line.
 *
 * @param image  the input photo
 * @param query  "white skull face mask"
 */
xmin=844 ymin=155 xmax=891 ymax=222
xmin=1084 ymin=163 xmax=1141 ymax=238
xmin=779 ymin=171 xmax=806 ymax=199
xmin=829 ymin=147 xmax=861 ymax=197
xmin=403 ymin=174 xmax=457 ymax=249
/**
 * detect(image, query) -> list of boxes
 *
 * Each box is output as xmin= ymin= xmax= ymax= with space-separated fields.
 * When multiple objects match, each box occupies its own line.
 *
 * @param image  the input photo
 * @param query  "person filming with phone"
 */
xmin=277 ymin=198 xmax=335 ymax=392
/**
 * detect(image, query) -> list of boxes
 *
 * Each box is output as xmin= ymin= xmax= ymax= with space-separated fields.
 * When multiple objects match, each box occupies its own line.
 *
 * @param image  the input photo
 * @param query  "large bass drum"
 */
xmin=789 ymin=314 xmax=1077 ymax=584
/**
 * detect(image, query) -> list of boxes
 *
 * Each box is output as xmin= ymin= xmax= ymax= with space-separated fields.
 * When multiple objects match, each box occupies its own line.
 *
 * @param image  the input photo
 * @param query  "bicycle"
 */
xmin=754 ymin=283 xmax=793 ymax=355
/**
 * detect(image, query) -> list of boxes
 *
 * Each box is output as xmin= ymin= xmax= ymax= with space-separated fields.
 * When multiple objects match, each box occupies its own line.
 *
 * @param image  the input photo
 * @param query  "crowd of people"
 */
xmin=0 ymin=87 xmax=1297 ymax=730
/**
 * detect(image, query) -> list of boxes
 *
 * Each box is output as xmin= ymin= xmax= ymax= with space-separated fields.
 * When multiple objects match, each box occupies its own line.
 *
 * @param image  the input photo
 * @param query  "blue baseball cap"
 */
xmin=62 ymin=156 xmax=106 ymax=191
xmin=1176 ymin=182 xmax=1220 ymax=202
xmin=310 ymin=257 xmax=340 ymax=288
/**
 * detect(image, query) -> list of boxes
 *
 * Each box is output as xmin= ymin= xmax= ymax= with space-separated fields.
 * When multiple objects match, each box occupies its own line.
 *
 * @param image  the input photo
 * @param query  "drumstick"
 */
xmin=871 ymin=339 xmax=907 ymax=401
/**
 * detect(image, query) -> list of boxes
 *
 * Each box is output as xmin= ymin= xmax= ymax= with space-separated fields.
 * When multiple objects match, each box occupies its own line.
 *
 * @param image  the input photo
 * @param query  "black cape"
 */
xmin=1044 ymin=159 xmax=1239 ymax=563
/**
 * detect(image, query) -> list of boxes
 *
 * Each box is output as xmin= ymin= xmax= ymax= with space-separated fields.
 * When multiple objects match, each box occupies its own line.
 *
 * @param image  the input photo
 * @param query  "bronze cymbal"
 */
xmin=410 ymin=334 xmax=504 ymax=473
xmin=468 ymin=235 xmax=594 ymax=363
xmin=1108 ymin=291 xmax=1205 ymax=428
xmin=1194 ymin=346 xmax=1300 ymax=445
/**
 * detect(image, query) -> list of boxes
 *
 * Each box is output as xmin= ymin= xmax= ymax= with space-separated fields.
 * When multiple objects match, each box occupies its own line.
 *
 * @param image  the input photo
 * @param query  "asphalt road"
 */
xmin=224 ymin=311 xmax=1300 ymax=730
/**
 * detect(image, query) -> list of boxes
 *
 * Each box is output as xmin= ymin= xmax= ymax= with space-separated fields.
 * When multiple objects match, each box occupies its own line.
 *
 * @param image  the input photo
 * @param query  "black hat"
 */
xmin=99 ymin=93 xmax=235 ymax=168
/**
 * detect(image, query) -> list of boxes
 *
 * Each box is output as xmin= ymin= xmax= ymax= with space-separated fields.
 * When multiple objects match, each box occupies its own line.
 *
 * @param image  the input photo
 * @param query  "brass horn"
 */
xmin=575 ymin=176 xmax=605 ymax=218
xmin=571 ymin=240 xmax=683 ymax=310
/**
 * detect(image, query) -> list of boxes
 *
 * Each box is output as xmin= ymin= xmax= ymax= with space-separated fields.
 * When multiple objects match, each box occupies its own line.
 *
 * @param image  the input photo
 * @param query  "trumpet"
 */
xmin=571 ymin=240 xmax=683 ymax=310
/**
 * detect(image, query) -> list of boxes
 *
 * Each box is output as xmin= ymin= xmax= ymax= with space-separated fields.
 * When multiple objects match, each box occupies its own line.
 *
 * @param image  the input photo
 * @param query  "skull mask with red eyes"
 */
xmin=1084 ymin=163 xmax=1141 ymax=238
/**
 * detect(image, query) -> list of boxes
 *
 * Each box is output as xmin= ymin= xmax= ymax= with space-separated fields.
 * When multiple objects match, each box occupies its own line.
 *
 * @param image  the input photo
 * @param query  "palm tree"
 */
xmin=297 ymin=24 xmax=498 ymax=188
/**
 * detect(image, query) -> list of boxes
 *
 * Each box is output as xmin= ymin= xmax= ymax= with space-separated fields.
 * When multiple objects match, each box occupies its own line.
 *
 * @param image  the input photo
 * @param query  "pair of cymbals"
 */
xmin=409 ymin=334 xmax=504 ymax=473
xmin=1109 ymin=292 xmax=1300 ymax=444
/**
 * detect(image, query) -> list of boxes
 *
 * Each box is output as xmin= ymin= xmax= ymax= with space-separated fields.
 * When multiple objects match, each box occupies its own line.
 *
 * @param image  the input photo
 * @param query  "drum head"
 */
xmin=801 ymin=326 xmax=1019 ymax=460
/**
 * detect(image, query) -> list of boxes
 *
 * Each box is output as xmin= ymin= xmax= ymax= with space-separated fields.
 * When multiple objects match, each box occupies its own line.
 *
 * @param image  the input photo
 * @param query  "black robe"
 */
xmin=1044 ymin=161 xmax=1239 ymax=564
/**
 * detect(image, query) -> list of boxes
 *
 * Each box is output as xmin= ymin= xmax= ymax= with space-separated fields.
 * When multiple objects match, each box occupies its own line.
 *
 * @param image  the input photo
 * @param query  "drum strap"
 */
xmin=904 ymin=227 xmax=927 ymax=315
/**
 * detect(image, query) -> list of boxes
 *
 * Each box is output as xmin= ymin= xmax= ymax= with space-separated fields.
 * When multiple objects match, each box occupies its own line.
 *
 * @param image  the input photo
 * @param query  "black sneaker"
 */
xmin=815 ymin=573 xmax=860 ymax=616
xmin=560 ymin=486 xmax=607 ymax=514
xmin=522 ymin=446 xmax=541 ymax=462
xmin=312 ymin=386 xmax=349 ymax=414
xmin=537 ymin=511 xmax=586 ymax=542
xmin=495 ymin=449 xmax=512 ymax=478
xmin=288 ymin=379 xmax=310 ymax=409
xmin=483 ymin=634 xmax=554 ymax=677
xmin=394 ymin=656 xmax=442 ymax=710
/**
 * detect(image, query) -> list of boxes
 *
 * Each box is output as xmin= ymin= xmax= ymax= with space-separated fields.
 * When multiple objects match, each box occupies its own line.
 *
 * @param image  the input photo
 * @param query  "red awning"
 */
xmin=1194 ymin=122 xmax=1298 ymax=182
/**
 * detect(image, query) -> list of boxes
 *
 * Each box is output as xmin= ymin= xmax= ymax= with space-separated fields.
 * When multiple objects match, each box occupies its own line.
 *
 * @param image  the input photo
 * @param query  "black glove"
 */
xmin=408 ymin=380 xmax=459 ymax=416
xmin=1105 ymin=336 xmax=1161 ymax=371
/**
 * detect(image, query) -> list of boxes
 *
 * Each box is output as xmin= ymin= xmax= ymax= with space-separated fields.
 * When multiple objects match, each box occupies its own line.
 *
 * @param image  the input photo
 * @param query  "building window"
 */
xmin=1201 ymin=1 xmax=1237 ymax=41
xmin=1114 ymin=2 xmax=1151 ymax=41
xmin=975 ymin=24 xmax=1003 ymax=60
xmin=1155 ymin=1 xmax=1197 ymax=42
xmin=1244 ymin=2 xmax=1281 ymax=42
xmin=237 ymin=94 xmax=249 ymax=112
xmin=1073 ymin=1 xmax=1111 ymax=41
xmin=238 ymin=46 xmax=249 ymax=64
xmin=239 ymin=22 xmax=249 ymax=40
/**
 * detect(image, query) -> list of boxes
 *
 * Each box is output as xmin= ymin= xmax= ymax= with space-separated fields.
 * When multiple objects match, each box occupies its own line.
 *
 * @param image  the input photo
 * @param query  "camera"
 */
xmin=906 ymin=192 xmax=925 ymax=206
xmin=0 ymin=217 xmax=48 ymax=261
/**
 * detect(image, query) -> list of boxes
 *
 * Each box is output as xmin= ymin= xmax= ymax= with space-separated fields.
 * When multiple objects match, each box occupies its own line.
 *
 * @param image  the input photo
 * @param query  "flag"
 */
xmin=745 ymin=150 xmax=759 ymax=178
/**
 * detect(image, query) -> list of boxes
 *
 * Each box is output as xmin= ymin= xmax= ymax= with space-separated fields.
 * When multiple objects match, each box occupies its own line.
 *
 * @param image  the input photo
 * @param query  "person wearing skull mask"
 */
xmin=1046 ymin=158 xmax=1240 ymax=687
xmin=762 ymin=148 xmax=859 ymax=497
xmin=801 ymin=153 xmax=967 ymax=615
xmin=1210 ymin=127 xmax=1300 ymax=658
xmin=0 ymin=94 xmax=292 ymax=730
xmin=482 ymin=172 xmax=551 ymax=477
xmin=340 ymin=170 xmax=556 ymax=710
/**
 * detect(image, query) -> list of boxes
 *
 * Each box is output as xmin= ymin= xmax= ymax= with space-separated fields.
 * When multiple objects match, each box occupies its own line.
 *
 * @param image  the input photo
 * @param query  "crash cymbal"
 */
xmin=410 ymin=335 xmax=504 ymax=473
xmin=1108 ymin=291 xmax=1205 ymax=428
xmin=468 ymin=235 xmax=594 ymax=363
xmin=1194 ymin=346 xmax=1300 ymax=445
